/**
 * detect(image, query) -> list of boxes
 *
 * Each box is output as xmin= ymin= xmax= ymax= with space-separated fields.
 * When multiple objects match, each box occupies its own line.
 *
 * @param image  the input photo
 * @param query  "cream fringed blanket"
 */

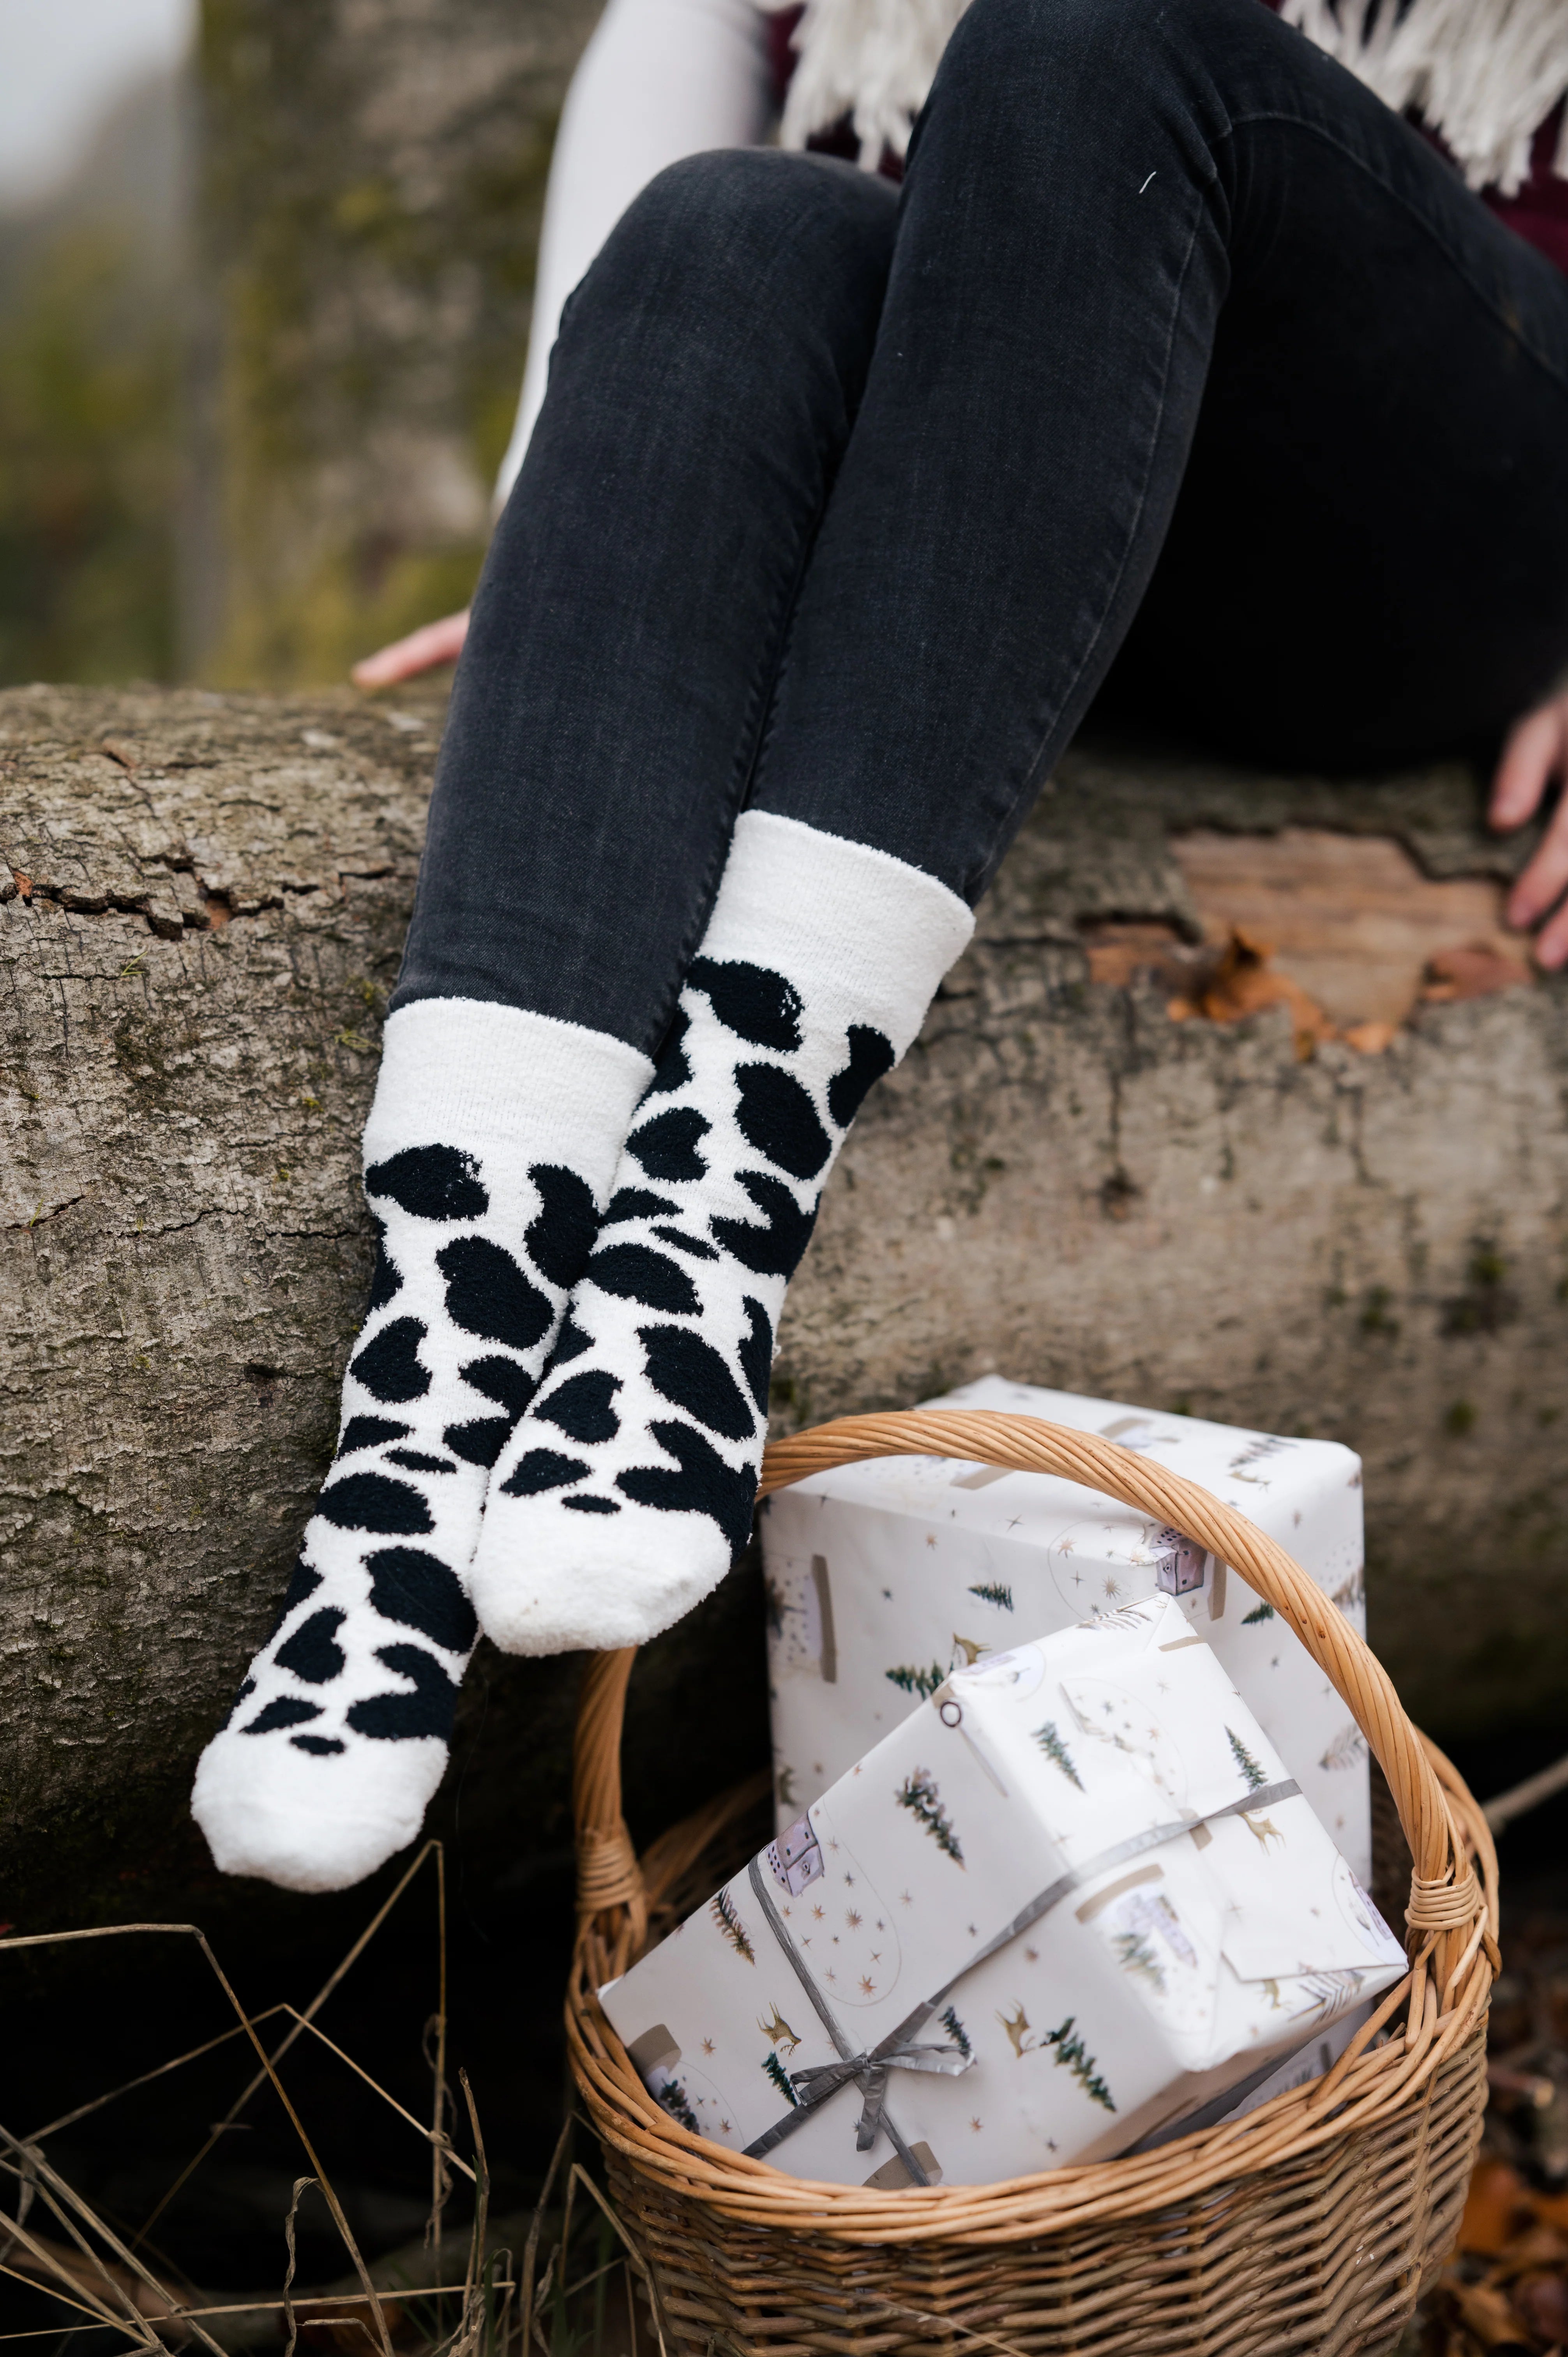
xmin=770 ymin=0 xmax=1568 ymax=194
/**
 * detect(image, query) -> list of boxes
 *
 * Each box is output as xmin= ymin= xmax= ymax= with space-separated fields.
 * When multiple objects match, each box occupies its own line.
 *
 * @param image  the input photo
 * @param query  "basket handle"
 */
xmin=574 ymin=1408 xmax=1476 ymax=1971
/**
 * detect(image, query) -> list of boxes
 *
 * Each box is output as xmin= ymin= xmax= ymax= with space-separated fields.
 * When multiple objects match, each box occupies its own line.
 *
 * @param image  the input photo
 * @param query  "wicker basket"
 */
xmin=567 ymin=1410 xmax=1499 ymax=2357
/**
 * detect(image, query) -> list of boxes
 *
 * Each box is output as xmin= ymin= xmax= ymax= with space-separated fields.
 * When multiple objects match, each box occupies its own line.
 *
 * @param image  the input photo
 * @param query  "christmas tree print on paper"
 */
xmin=1319 ymin=1724 xmax=1367 ymax=1772
xmin=886 ymin=1663 xmax=947 ymax=1701
xmin=996 ymin=2005 xmax=1116 ymax=2111
xmin=968 ymin=1581 xmax=1014 ymax=1611
xmin=711 ymin=1888 xmax=756 ymax=1963
xmin=657 ymin=2077 xmax=700 ymax=2134
xmin=1113 ymin=1929 xmax=1166 ymax=1994
xmin=940 ymin=2004 xmax=972 ymax=2060
xmin=761 ymin=2050 xmax=800 ymax=2107
xmin=897 ymin=1768 xmax=964 ymax=1865
xmin=1046 ymin=2016 xmax=1116 ymax=2112
xmin=1241 ymin=1600 xmax=1275 ymax=1625
xmin=1033 ymin=1720 xmax=1084 ymax=1790
xmin=1226 ymin=1726 xmax=1269 ymax=1791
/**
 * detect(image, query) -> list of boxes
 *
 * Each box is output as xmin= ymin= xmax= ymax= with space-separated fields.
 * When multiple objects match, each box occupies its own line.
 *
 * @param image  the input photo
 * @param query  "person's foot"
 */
xmin=191 ymin=1000 xmax=651 ymax=1892
xmin=468 ymin=813 xmax=973 ymax=1656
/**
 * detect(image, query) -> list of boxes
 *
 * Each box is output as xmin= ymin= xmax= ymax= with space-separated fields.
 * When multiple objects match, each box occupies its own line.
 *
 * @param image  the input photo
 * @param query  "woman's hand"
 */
xmin=1490 ymin=684 xmax=1568 ymax=968
xmin=351 ymin=608 xmax=470 ymax=689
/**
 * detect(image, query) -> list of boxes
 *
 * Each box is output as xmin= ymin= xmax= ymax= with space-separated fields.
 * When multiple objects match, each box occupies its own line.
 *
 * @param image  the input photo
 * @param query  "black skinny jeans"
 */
xmin=394 ymin=0 xmax=1568 ymax=1059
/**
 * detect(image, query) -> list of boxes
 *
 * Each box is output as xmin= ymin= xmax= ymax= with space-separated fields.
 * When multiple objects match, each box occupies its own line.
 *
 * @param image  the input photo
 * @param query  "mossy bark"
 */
xmin=4 ymin=684 xmax=1564 ymax=1922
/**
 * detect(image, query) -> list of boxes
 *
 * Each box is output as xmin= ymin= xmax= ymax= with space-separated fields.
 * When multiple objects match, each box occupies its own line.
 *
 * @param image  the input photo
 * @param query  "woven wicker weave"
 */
xmin=567 ymin=1410 xmax=1498 ymax=2357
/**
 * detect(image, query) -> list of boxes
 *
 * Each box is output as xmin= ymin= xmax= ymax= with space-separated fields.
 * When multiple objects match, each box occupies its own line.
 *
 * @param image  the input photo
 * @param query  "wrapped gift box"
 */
xmin=599 ymin=1596 xmax=1406 ymax=2189
xmin=762 ymin=1375 xmax=1372 ymax=1882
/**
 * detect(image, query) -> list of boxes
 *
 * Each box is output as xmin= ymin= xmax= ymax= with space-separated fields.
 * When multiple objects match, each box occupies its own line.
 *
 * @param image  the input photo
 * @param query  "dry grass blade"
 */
xmin=128 ymin=1843 xmax=444 ymax=2251
xmin=0 ymin=2127 xmax=216 ymax=2357
xmin=563 ymin=2168 xmax=667 ymax=2357
xmin=0 ymin=1921 xmax=395 ymax=2357
xmin=281 ymin=2177 xmax=314 ymax=2357
xmin=22 ymin=2007 xmax=293 ymax=2145
xmin=428 ymin=1845 xmax=450 ymax=2255
xmin=519 ymin=2117 xmax=572 ymax=2342
xmin=275 ymin=2009 xmax=475 ymax=2186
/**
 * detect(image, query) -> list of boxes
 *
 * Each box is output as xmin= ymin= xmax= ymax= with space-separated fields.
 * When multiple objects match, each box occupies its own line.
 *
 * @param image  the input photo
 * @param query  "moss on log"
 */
xmin=4 ymin=684 xmax=1564 ymax=1920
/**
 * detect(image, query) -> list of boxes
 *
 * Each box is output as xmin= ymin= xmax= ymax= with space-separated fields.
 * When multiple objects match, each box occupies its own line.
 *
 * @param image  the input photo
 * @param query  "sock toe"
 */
xmin=191 ymin=1727 xmax=446 ymax=1894
xmin=468 ymin=1499 xmax=729 ymax=1654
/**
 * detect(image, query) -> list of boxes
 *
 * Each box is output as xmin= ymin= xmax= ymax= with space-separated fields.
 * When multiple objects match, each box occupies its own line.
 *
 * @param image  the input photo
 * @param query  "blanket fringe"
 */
xmin=764 ymin=0 xmax=1568 ymax=194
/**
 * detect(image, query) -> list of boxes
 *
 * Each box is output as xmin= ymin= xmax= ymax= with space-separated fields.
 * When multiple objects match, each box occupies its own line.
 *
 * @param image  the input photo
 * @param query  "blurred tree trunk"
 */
xmin=185 ymin=0 xmax=605 ymax=684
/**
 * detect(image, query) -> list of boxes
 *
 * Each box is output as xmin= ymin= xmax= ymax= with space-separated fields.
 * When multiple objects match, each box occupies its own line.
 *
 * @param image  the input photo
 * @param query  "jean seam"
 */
xmin=974 ymin=179 xmax=1210 ymax=897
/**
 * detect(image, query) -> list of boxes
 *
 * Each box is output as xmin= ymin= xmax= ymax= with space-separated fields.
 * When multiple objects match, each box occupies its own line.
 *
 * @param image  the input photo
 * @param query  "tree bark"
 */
xmin=4 ymin=684 xmax=1563 ymax=1917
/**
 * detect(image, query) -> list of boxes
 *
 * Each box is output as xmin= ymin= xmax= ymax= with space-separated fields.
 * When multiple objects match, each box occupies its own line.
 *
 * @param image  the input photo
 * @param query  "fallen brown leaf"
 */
xmin=1421 ymin=941 xmax=1532 ymax=1002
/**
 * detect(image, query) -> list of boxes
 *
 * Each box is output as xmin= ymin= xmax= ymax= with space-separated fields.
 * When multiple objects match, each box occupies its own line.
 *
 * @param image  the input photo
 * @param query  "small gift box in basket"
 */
xmin=567 ymin=1409 xmax=1497 ymax=2357
xmin=599 ymin=1591 xmax=1406 ymax=2186
xmin=761 ymin=1374 xmax=1373 ymax=1879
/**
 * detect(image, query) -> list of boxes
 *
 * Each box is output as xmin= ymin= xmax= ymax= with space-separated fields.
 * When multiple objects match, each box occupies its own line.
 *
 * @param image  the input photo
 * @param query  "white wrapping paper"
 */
xmin=600 ymin=1596 xmax=1405 ymax=2188
xmin=762 ymin=1376 xmax=1372 ymax=1882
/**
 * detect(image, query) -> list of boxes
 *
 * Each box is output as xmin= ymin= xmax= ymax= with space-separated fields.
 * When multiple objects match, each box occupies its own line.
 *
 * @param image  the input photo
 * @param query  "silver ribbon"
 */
xmin=742 ymin=1777 xmax=1300 ymax=2178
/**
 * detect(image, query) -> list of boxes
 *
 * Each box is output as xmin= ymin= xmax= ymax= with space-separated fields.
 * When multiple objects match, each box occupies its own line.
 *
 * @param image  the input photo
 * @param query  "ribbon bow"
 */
xmin=790 ymin=2036 xmax=973 ymax=2152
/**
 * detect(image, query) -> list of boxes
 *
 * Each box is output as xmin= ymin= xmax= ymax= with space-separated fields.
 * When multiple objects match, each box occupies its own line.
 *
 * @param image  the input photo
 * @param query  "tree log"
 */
xmin=5 ymin=685 xmax=1564 ymax=1917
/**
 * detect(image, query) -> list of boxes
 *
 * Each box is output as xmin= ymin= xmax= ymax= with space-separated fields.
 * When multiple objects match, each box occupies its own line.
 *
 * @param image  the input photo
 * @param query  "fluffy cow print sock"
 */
xmin=191 ymin=998 xmax=652 ymax=1892
xmin=468 ymin=811 xmax=974 ymax=1655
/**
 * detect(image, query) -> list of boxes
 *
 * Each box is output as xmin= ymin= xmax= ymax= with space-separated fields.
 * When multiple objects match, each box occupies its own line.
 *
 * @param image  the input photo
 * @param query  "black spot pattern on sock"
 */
xmin=339 ymin=1415 xmax=411 ymax=1456
xmin=604 ymin=1187 xmax=678 ymax=1225
xmin=350 ymin=1317 xmax=431 ymax=1403
xmin=828 ymin=1024 xmax=897 ymax=1126
xmin=442 ymin=1417 xmax=512 ymax=1468
xmin=291 ymin=1734 xmax=345 ymax=1755
xmin=626 ymin=1106 xmax=710 ymax=1183
xmin=734 ymin=1064 xmax=831 ymax=1179
xmin=347 ymin=1643 xmax=458 ymax=1741
xmin=710 ymin=1173 xmax=819 ymax=1277
xmin=617 ymin=1421 xmax=756 ymax=1553
xmin=639 ymin=1325 xmax=754 ymax=1441
xmin=501 ymin=1448 xmax=590 ymax=1497
xmin=549 ymin=1318 xmax=593 ymax=1365
xmin=367 ymin=1143 xmax=489 ymax=1220
xmin=317 ymin=1470 xmax=434 ymax=1535
xmin=563 ymin=1495 xmax=621 ymax=1513
xmin=642 ymin=1007 xmax=691 ymax=1096
xmin=274 ymin=1606 xmax=347 ymax=1684
xmin=387 ymin=1448 xmax=455 ymax=1474
xmin=228 ymin=1675 xmax=258 ymax=1723
xmin=653 ymin=1226 xmax=719 ymax=1260
xmin=266 ymin=1557 xmax=323 ymax=1638
xmin=367 ymin=1546 xmax=478 ymax=1653
xmin=436 ymin=1235 xmax=552 ymax=1349
xmin=461 ymin=1355 xmax=537 ymax=1415
xmin=737 ymin=1297 xmax=773 ymax=1416
xmin=537 ymin=1369 xmax=621 ymax=1444
xmin=687 ymin=958 xmax=802 ymax=1050
xmin=526 ymin=1164 xmax=599 ymax=1288
xmin=367 ymin=1224 xmax=402 ymax=1314
xmin=244 ymin=1695 xmax=323 ymax=1735
xmin=585 ymin=1242 xmax=701 ymax=1313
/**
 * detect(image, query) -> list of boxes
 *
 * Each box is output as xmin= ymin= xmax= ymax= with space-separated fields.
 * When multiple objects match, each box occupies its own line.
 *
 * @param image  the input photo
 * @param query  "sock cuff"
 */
xmin=701 ymin=811 xmax=975 ymax=1055
xmin=363 ymin=998 xmax=654 ymax=1181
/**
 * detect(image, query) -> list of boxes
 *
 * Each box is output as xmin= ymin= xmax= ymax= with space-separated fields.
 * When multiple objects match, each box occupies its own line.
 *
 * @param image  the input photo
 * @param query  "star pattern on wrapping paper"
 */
xmin=859 ymin=1976 xmax=876 ymax=1995
xmin=702 ymin=2038 xmax=715 ymax=2055
xmin=970 ymin=2118 xmax=984 ymax=2133
xmin=925 ymin=1535 xmax=937 ymax=1549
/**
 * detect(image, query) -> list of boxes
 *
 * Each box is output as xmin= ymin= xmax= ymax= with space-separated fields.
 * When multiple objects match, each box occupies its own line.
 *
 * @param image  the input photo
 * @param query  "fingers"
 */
xmin=1490 ymin=701 xmax=1562 ymax=830
xmin=350 ymin=609 xmax=470 ymax=689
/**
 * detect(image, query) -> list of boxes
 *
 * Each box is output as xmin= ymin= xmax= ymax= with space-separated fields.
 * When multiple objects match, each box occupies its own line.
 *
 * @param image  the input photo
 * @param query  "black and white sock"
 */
xmin=468 ymin=812 xmax=973 ymax=1655
xmin=191 ymin=998 xmax=651 ymax=1892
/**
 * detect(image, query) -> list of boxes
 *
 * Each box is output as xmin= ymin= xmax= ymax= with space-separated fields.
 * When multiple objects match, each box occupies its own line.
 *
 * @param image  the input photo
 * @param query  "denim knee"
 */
xmin=557 ymin=148 xmax=898 ymax=379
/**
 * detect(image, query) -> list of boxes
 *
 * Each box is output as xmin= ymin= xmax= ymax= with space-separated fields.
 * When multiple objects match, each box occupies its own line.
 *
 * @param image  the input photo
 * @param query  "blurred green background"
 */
xmin=0 ymin=0 xmax=600 ymax=692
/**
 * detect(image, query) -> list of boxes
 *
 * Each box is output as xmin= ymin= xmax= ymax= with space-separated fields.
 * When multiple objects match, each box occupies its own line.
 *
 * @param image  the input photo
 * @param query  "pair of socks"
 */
xmin=191 ymin=813 xmax=972 ymax=1892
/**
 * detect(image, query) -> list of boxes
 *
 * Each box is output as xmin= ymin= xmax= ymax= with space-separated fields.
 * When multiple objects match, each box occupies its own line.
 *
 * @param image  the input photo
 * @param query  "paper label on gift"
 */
xmin=763 ymin=1375 xmax=1371 ymax=1882
xmin=603 ymin=1597 xmax=1405 ymax=2188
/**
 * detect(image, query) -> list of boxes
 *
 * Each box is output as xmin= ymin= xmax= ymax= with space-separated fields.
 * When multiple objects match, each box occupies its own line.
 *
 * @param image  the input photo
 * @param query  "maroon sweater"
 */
xmin=767 ymin=2 xmax=1568 ymax=277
